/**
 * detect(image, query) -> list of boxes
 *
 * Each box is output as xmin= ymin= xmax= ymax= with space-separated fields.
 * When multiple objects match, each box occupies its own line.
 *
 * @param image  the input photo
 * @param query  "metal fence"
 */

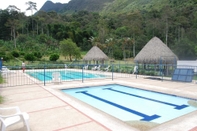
xmin=1 ymin=63 xmax=197 ymax=87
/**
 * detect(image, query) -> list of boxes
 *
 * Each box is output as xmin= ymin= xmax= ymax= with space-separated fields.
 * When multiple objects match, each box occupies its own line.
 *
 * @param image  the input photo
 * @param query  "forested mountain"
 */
xmin=0 ymin=0 xmax=197 ymax=62
xmin=61 ymin=0 xmax=114 ymax=13
xmin=39 ymin=1 xmax=66 ymax=12
xmin=40 ymin=0 xmax=114 ymax=13
xmin=101 ymin=0 xmax=195 ymax=14
xmin=40 ymin=0 xmax=197 ymax=15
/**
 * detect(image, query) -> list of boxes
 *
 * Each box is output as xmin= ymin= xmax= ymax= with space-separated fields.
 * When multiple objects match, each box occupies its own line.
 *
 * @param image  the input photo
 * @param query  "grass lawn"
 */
xmin=3 ymin=53 xmax=135 ymax=67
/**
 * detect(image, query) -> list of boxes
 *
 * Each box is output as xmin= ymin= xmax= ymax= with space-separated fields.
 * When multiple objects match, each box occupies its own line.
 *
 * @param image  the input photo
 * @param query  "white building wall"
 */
xmin=177 ymin=60 xmax=197 ymax=72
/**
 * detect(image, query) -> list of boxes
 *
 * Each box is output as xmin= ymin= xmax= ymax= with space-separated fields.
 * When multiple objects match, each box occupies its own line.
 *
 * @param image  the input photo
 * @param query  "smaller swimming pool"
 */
xmin=62 ymin=84 xmax=197 ymax=124
xmin=26 ymin=70 xmax=107 ymax=81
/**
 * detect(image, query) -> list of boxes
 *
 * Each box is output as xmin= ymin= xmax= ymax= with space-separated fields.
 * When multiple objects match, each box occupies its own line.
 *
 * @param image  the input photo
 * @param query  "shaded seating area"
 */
xmin=0 ymin=106 xmax=30 ymax=131
xmin=134 ymin=37 xmax=178 ymax=77
xmin=83 ymin=46 xmax=109 ymax=69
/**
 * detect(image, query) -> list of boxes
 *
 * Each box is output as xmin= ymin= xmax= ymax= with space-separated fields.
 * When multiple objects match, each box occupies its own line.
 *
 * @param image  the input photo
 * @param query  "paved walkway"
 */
xmin=0 ymin=76 xmax=197 ymax=131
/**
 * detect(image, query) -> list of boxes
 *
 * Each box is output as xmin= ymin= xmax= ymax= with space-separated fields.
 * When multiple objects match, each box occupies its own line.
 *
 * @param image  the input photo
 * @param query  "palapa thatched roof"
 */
xmin=83 ymin=46 xmax=108 ymax=61
xmin=134 ymin=36 xmax=178 ymax=64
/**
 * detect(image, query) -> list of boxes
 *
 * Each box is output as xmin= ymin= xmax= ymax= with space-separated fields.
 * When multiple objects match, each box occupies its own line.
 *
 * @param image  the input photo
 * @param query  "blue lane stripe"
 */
xmin=61 ymin=72 xmax=92 ymax=79
xmin=61 ymin=74 xmax=78 ymax=80
xmin=76 ymin=91 xmax=160 ymax=121
xmin=103 ymin=88 xmax=188 ymax=110
xmin=37 ymin=72 xmax=52 ymax=79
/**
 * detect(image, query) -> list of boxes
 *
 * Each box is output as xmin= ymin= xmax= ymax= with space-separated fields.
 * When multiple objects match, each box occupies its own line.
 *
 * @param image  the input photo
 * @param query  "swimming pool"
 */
xmin=26 ymin=70 xmax=107 ymax=81
xmin=62 ymin=84 xmax=197 ymax=124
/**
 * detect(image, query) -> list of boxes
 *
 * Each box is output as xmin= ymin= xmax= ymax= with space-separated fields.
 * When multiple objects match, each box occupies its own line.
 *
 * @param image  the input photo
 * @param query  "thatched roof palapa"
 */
xmin=83 ymin=46 xmax=108 ymax=61
xmin=134 ymin=37 xmax=178 ymax=64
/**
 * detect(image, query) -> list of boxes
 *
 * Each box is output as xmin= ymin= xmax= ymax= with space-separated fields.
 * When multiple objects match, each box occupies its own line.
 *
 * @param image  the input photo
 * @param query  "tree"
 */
xmin=161 ymin=5 xmax=175 ymax=46
xmin=26 ymin=1 xmax=37 ymax=36
xmin=174 ymin=37 xmax=196 ymax=60
xmin=26 ymin=1 xmax=37 ymax=16
xmin=97 ymin=18 xmax=109 ymax=44
xmin=105 ymin=38 xmax=115 ymax=58
xmin=121 ymin=37 xmax=133 ymax=60
xmin=5 ymin=5 xmax=21 ymax=48
xmin=60 ymin=39 xmax=81 ymax=61
xmin=0 ymin=10 xmax=10 ymax=40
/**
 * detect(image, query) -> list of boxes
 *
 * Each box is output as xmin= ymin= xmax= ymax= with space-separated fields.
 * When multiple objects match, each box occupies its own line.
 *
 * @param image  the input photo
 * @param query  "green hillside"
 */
xmin=102 ymin=0 xmax=197 ymax=15
xmin=102 ymin=0 xmax=167 ymax=14
xmin=40 ymin=0 xmax=197 ymax=16
xmin=0 ymin=0 xmax=197 ymax=63
xmin=60 ymin=0 xmax=114 ymax=13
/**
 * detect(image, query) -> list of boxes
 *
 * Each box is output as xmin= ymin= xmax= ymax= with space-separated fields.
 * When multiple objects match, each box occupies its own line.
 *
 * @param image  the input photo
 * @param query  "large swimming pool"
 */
xmin=62 ymin=84 xmax=197 ymax=124
xmin=26 ymin=70 xmax=107 ymax=81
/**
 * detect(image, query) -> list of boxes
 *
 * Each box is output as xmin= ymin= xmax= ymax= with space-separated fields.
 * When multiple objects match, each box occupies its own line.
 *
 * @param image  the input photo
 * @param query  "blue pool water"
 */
xmin=62 ymin=84 xmax=197 ymax=124
xmin=26 ymin=70 xmax=106 ymax=81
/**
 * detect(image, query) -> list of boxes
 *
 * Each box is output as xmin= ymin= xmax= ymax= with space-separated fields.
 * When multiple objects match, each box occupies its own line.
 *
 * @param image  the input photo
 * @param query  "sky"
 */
xmin=0 ymin=0 xmax=71 ymax=16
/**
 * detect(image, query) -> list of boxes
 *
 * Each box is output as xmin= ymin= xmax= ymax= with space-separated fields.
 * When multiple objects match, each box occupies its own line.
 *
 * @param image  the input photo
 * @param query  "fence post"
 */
xmin=0 ymin=58 xmax=2 ymax=70
xmin=119 ymin=61 xmax=120 ymax=73
xmin=112 ymin=64 xmax=114 ymax=81
xmin=82 ymin=66 xmax=84 ymax=83
xmin=44 ymin=64 xmax=46 ymax=86
xmin=160 ymin=59 xmax=163 ymax=81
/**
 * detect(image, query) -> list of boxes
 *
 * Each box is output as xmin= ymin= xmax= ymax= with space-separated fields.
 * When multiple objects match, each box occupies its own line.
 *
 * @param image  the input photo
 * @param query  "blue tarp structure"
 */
xmin=172 ymin=68 xmax=194 ymax=82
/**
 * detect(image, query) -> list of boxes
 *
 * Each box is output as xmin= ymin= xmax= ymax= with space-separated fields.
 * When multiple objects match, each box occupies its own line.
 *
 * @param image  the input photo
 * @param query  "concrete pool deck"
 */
xmin=0 ymin=76 xmax=197 ymax=131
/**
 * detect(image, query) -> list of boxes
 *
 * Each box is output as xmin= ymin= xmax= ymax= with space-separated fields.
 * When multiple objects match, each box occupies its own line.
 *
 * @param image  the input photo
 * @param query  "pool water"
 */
xmin=62 ymin=84 xmax=197 ymax=124
xmin=26 ymin=70 xmax=106 ymax=81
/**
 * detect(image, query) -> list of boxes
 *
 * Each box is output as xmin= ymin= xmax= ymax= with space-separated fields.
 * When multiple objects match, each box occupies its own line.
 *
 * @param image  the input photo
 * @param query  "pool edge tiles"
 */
xmin=61 ymin=84 xmax=197 ymax=125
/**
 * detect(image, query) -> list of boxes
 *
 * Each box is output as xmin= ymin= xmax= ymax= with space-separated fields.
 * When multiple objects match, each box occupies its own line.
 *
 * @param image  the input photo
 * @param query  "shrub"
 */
xmin=12 ymin=50 xmax=20 ymax=57
xmin=20 ymin=51 xmax=25 ymax=56
xmin=113 ymin=49 xmax=123 ymax=60
xmin=38 ymin=34 xmax=50 ymax=43
xmin=144 ymin=71 xmax=155 ymax=76
xmin=49 ymin=54 xmax=59 ymax=61
xmin=139 ymin=69 xmax=145 ymax=75
xmin=34 ymin=52 xmax=42 ymax=59
xmin=25 ymin=53 xmax=35 ymax=61
xmin=17 ymin=34 xmax=29 ymax=43
xmin=1 ymin=52 xmax=14 ymax=61
xmin=0 ymin=50 xmax=5 ymax=56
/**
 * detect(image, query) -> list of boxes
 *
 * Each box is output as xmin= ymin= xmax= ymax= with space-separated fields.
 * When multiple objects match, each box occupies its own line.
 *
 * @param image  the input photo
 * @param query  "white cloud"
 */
xmin=0 ymin=0 xmax=70 ymax=16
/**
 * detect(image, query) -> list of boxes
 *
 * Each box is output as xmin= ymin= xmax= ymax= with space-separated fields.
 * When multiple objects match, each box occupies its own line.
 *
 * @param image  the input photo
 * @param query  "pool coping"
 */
xmin=45 ymin=81 xmax=138 ymax=131
xmin=45 ymin=79 xmax=197 ymax=131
